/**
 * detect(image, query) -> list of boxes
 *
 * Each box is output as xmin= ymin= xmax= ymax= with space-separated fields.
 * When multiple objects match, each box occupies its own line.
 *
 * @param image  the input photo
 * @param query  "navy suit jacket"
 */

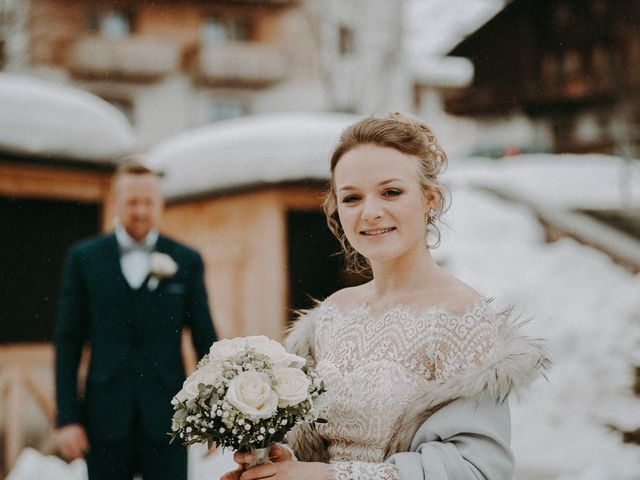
xmin=55 ymin=233 xmax=216 ymax=443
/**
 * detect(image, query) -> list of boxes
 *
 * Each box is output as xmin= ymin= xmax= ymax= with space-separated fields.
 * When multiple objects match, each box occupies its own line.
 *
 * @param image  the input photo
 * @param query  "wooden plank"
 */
xmin=0 ymin=162 xmax=112 ymax=202
xmin=4 ymin=372 xmax=26 ymax=474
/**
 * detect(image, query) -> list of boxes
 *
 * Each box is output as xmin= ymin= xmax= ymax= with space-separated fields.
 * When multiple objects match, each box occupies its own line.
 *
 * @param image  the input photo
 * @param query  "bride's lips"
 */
xmin=360 ymin=227 xmax=396 ymax=236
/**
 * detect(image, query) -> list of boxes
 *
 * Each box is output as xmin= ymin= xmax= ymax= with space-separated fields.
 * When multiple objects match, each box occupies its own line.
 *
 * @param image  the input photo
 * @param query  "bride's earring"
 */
xmin=427 ymin=209 xmax=437 ymax=223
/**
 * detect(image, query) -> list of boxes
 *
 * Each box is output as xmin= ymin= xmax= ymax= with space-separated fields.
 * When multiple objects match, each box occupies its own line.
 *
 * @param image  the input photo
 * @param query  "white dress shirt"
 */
xmin=115 ymin=226 xmax=159 ymax=289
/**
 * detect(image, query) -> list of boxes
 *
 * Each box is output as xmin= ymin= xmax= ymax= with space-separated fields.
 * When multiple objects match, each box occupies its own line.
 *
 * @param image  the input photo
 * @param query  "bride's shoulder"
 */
xmin=323 ymin=283 xmax=372 ymax=312
xmin=418 ymin=275 xmax=487 ymax=317
xmin=438 ymin=283 xmax=487 ymax=316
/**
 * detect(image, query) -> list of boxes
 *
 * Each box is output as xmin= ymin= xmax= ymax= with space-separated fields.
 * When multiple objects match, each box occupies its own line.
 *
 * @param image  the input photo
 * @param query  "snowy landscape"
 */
xmin=3 ymin=0 xmax=640 ymax=477
xmin=7 ymin=154 xmax=640 ymax=480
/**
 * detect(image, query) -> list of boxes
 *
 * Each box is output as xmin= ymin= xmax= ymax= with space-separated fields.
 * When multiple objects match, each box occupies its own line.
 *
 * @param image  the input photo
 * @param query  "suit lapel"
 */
xmin=154 ymin=235 xmax=174 ymax=257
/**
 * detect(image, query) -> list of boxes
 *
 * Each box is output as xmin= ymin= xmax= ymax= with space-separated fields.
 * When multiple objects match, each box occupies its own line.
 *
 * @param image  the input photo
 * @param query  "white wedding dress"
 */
xmin=311 ymin=299 xmax=498 ymax=480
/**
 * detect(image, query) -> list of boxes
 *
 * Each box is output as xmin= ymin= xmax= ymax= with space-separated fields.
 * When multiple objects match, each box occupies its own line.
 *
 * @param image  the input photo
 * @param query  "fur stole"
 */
xmin=283 ymin=304 xmax=550 ymax=462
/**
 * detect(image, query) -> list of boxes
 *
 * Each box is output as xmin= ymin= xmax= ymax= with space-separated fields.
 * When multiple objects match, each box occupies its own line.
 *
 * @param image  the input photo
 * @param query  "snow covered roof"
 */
xmin=407 ymin=0 xmax=506 ymax=87
xmin=412 ymin=57 xmax=474 ymax=88
xmin=146 ymin=112 xmax=362 ymax=199
xmin=0 ymin=73 xmax=134 ymax=162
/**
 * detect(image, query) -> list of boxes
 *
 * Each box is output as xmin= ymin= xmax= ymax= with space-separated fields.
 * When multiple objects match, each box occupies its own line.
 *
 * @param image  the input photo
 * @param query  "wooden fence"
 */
xmin=0 ymin=333 xmax=197 ymax=476
xmin=0 ymin=344 xmax=58 ymax=476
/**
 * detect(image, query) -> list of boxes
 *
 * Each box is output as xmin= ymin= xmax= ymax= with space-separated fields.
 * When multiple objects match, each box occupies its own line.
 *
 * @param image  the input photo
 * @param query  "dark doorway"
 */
xmin=286 ymin=210 xmax=368 ymax=321
xmin=0 ymin=197 xmax=100 ymax=343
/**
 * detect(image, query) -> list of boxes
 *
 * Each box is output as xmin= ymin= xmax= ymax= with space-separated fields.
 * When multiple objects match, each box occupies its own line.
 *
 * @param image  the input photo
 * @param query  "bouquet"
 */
xmin=170 ymin=335 xmax=325 ymax=467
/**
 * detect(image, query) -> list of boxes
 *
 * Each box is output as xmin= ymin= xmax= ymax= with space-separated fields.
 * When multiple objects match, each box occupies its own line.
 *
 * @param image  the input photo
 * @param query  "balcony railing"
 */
xmin=66 ymin=34 xmax=184 ymax=81
xmin=196 ymin=41 xmax=288 ymax=87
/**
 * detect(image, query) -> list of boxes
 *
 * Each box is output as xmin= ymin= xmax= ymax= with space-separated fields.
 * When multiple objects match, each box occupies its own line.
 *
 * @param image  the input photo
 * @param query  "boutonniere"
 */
xmin=148 ymin=252 xmax=178 ymax=291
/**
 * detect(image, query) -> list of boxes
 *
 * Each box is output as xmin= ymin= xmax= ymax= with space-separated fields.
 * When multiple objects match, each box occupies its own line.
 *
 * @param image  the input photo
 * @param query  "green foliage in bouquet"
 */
xmin=169 ymin=336 xmax=326 ymax=452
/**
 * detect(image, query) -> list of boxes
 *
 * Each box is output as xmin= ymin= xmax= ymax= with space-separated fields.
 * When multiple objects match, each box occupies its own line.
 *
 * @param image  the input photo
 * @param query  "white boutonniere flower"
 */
xmin=148 ymin=252 xmax=178 ymax=291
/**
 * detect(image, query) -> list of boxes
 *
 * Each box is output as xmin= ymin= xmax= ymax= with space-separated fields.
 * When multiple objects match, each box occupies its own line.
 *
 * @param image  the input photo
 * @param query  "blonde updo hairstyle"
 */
xmin=322 ymin=112 xmax=449 ymax=273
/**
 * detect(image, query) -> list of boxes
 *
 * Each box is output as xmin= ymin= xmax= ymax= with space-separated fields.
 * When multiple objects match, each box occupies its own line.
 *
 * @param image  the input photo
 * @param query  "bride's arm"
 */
xmin=387 ymin=395 xmax=513 ymax=480
xmin=304 ymin=395 xmax=510 ymax=480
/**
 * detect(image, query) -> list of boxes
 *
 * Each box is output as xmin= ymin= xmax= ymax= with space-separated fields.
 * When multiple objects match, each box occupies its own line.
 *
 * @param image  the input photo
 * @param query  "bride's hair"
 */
xmin=322 ymin=112 xmax=449 ymax=273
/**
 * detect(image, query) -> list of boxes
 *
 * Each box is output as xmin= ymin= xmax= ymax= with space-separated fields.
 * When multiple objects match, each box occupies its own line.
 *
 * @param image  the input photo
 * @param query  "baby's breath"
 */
xmin=170 ymin=342 xmax=326 ymax=452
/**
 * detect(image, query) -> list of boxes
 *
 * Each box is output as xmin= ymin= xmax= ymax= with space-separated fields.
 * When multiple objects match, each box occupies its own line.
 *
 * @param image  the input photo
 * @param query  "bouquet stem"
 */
xmin=247 ymin=446 xmax=272 ymax=469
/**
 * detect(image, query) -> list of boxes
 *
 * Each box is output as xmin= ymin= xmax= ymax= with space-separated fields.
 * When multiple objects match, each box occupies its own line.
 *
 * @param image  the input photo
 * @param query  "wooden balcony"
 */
xmin=196 ymin=42 xmax=288 ymax=87
xmin=66 ymin=34 xmax=184 ymax=81
xmin=444 ymin=86 xmax=518 ymax=116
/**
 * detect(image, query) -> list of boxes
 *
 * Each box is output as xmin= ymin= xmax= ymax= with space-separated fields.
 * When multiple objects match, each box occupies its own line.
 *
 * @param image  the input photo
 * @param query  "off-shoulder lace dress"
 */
xmin=312 ymin=299 xmax=498 ymax=480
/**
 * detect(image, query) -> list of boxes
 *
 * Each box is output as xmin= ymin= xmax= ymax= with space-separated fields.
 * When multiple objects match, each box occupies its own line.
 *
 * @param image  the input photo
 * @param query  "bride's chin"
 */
xmin=356 ymin=248 xmax=398 ymax=264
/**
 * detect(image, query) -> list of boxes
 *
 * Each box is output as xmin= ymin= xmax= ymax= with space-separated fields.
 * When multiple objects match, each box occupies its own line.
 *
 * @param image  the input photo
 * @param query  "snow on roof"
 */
xmin=0 ymin=73 xmax=134 ymax=162
xmin=407 ymin=0 xmax=506 ymax=87
xmin=146 ymin=112 xmax=362 ymax=199
xmin=412 ymin=57 xmax=474 ymax=88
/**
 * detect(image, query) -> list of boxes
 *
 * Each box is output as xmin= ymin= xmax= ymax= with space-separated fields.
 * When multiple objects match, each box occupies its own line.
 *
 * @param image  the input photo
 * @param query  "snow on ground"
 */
xmin=445 ymin=153 xmax=640 ymax=208
xmin=6 ymin=448 xmax=87 ymax=480
xmin=434 ymin=184 xmax=640 ymax=479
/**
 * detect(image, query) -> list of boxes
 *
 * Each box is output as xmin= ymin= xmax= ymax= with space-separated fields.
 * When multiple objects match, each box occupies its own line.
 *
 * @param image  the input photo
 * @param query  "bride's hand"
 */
xmin=219 ymin=445 xmax=294 ymax=480
xmin=239 ymin=461 xmax=330 ymax=480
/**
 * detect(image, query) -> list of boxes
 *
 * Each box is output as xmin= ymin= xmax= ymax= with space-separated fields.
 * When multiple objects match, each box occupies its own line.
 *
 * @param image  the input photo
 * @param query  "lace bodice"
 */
xmin=313 ymin=299 xmax=498 ymax=480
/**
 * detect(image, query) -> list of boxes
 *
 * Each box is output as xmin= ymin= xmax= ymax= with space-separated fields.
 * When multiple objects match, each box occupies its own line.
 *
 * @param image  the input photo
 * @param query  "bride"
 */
xmin=222 ymin=113 xmax=548 ymax=480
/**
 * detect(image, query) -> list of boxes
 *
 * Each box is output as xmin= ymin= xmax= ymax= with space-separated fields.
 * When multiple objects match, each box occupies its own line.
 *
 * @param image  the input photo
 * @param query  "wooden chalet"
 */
xmin=445 ymin=0 xmax=640 ymax=155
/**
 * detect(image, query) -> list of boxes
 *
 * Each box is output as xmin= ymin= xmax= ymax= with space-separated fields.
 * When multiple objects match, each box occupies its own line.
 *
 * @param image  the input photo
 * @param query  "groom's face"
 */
xmin=115 ymin=173 xmax=164 ymax=242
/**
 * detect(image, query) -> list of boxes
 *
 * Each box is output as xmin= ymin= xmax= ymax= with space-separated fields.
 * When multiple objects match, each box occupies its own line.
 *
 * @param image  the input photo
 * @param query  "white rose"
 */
xmin=246 ymin=336 xmax=307 ymax=368
xmin=180 ymin=363 xmax=220 ymax=401
xmin=209 ymin=337 xmax=247 ymax=361
xmin=149 ymin=252 xmax=178 ymax=278
xmin=245 ymin=336 xmax=282 ymax=356
xmin=225 ymin=371 xmax=278 ymax=419
xmin=273 ymin=367 xmax=311 ymax=407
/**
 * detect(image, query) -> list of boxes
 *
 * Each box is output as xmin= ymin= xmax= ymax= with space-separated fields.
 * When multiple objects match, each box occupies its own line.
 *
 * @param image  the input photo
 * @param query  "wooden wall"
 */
xmin=160 ymin=186 xmax=325 ymax=342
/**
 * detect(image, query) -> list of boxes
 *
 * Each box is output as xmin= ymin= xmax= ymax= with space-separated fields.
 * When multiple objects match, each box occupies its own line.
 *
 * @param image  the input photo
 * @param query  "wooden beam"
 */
xmin=0 ymin=161 xmax=112 ymax=203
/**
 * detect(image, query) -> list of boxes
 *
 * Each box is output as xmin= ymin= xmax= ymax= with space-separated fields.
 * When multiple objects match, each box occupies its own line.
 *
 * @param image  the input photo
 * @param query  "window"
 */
xmin=591 ymin=45 xmax=610 ymax=82
xmin=540 ymin=53 xmax=559 ymax=86
xmin=207 ymin=99 xmax=247 ymax=123
xmin=561 ymin=50 xmax=583 ymax=79
xmin=202 ymin=16 xmax=252 ymax=44
xmin=338 ymin=25 xmax=355 ymax=55
xmin=552 ymin=3 xmax=572 ymax=27
xmin=88 ymin=7 xmax=134 ymax=38
xmin=591 ymin=0 xmax=607 ymax=17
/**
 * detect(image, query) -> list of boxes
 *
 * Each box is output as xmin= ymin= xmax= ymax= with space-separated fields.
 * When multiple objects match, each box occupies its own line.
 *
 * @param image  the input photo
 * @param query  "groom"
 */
xmin=54 ymin=161 xmax=217 ymax=480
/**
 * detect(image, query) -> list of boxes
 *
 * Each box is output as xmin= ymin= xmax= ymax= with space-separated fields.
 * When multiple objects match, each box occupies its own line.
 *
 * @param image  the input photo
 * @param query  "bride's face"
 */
xmin=334 ymin=144 xmax=431 ymax=265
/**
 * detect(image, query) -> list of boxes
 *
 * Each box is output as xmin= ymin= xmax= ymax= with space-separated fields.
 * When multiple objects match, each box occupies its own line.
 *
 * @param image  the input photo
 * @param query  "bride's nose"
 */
xmin=361 ymin=197 xmax=383 ymax=221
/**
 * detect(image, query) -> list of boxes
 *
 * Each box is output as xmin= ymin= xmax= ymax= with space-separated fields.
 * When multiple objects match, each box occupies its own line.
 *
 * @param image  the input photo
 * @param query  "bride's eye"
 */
xmin=382 ymin=189 xmax=402 ymax=198
xmin=341 ymin=194 xmax=360 ymax=204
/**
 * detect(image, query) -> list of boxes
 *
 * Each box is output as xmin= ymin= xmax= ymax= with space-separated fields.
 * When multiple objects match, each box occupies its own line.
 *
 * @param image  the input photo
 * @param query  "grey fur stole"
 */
xmin=283 ymin=304 xmax=550 ymax=462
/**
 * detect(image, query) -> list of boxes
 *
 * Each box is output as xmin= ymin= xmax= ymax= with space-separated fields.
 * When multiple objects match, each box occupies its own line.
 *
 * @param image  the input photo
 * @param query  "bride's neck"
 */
xmin=368 ymin=249 xmax=441 ymax=300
